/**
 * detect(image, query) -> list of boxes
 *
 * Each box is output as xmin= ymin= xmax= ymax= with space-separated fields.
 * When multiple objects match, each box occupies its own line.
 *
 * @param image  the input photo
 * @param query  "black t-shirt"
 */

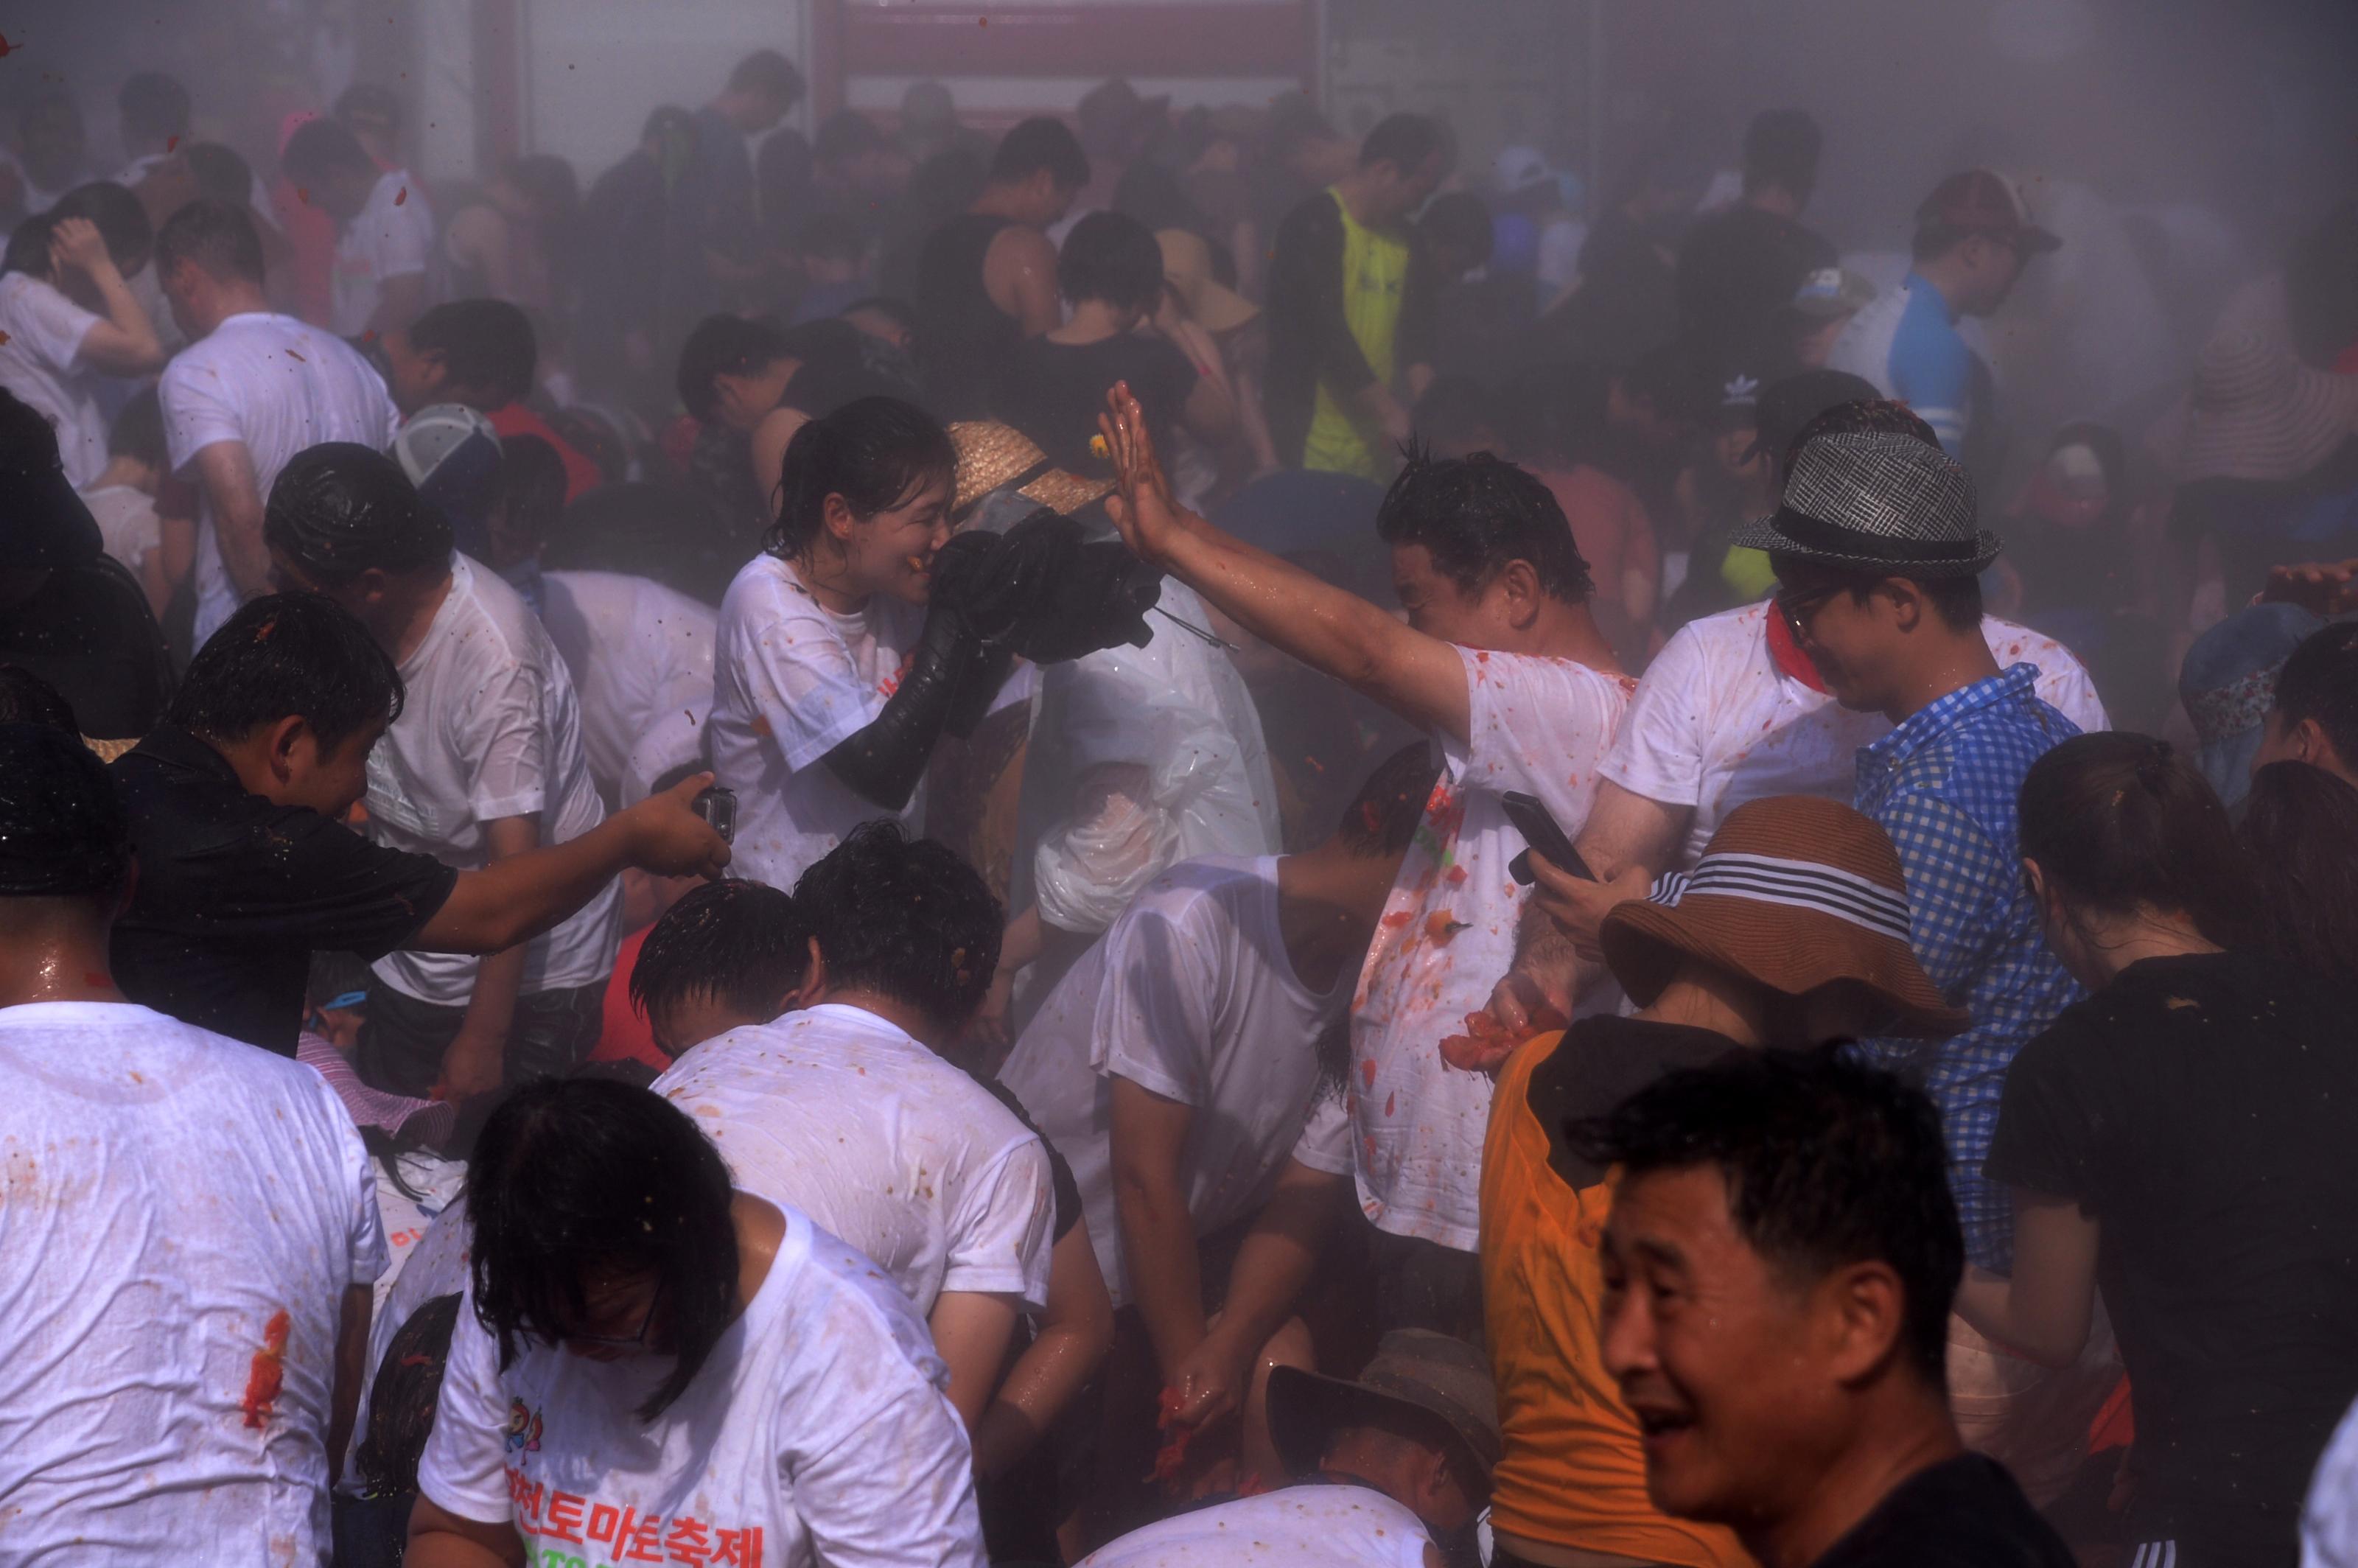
xmin=0 ymin=556 xmax=172 ymax=740
xmin=1811 ymin=1455 xmax=2074 ymax=1568
xmin=1674 ymin=203 xmax=1837 ymax=377
xmin=109 ymin=727 xmax=460 ymax=1055
xmin=993 ymin=332 xmax=1197 ymax=477
xmin=1984 ymin=949 xmax=2358 ymax=1550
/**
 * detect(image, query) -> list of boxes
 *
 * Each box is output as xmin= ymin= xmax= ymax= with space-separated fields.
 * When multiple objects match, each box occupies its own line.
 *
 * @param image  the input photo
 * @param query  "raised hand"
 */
xmin=1098 ymin=380 xmax=1191 ymax=565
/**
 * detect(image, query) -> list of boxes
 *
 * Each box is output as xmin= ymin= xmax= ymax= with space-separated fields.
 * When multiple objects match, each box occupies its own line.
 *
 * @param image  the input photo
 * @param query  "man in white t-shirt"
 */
xmin=541 ymin=568 xmax=718 ymax=808
xmin=1099 ymin=389 xmax=1634 ymax=1337
xmin=1001 ymin=742 xmax=1438 ymax=1479
xmin=654 ymin=824 xmax=1056 ymax=1429
xmin=155 ymin=197 xmax=399 ymax=645
xmin=0 ymin=206 xmax=166 ymax=486
xmin=1080 ymin=1330 xmax=1497 ymax=1568
xmin=281 ymin=116 xmax=435 ymax=338
xmin=0 ymin=723 xmax=387 ymax=1567
xmin=263 ymin=444 xmax=621 ymax=1103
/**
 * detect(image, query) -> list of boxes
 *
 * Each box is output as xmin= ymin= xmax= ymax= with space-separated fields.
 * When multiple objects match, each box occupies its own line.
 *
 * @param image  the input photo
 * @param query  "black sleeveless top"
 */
xmin=916 ymin=211 xmax=1018 ymax=420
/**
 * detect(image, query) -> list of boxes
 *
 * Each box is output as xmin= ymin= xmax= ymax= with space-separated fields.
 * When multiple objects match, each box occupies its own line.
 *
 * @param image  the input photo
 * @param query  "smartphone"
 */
xmin=1502 ymin=789 xmax=1595 ymax=886
xmin=692 ymin=785 xmax=737 ymax=844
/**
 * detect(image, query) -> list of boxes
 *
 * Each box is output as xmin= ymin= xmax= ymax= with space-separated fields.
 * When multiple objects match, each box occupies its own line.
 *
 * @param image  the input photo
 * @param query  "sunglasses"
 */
xmin=1774 ymin=582 xmax=1841 ymax=645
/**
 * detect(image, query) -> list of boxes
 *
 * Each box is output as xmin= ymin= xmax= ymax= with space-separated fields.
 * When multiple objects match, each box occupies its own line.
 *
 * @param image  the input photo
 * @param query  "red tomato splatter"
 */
xmin=0 ymin=332 xmax=12 ymax=348
xmin=284 ymin=349 xmax=306 ymax=363
xmin=1379 ymin=910 xmax=1412 ymax=928
xmin=1424 ymin=911 xmax=1466 ymax=945
xmin=1444 ymin=864 xmax=1469 ymax=885
xmin=0 ymin=34 xmax=19 ymax=57
xmin=1360 ymin=1058 xmax=1378 ymax=1088
xmin=1384 ymin=1090 xmax=1396 ymax=1116
xmin=296 ymin=186 xmax=311 ymax=206
xmin=241 ymin=1310 xmax=291 ymax=1428
xmin=360 ymin=329 xmax=379 ymax=346
xmin=394 ymin=185 xmax=408 ymax=206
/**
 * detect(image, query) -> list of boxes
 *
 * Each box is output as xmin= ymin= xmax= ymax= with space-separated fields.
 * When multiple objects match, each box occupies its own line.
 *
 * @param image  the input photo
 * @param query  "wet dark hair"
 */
xmin=51 ymin=182 xmax=153 ymax=274
xmin=410 ymin=298 xmax=537 ymax=405
xmin=990 ymin=116 xmax=1090 ymax=191
xmin=727 ymin=49 xmax=805 ymax=107
xmin=172 ymin=592 xmax=405 ymax=751
xmin=498 ymin=435 xmax=569 ymax=552
xmin=2019 ymin=732 xmax=2252 ymax=948
xmin=265 ymin=443 xmax=450 ymax=584
xmin=107 ymin=385 xmax=167 ymax=466
xmin=1358 ymin=113 xmax=1449 ymax=177
xmin=767 ymin=395 xmax=955 ymax=560
xmin=1334 ymin=742 xmax=1441 ymax=857
xmin=155 ymin=197 xmax=265 ymax=287
xmin=0 ymin=665 xmax=79 ymax=733
xmin=792 ymin=821 xmax=1002 ymax=1032
xmin=629 ymin=880 xmax=813 ymax=1049
xmin=281 ymin=116 xmax=377 ymax=185
xmin=1572 ymin=1049 xmax=1962 ymax=1384
xmin=185 ymin=142 xmax=253 ymax=208
xmin=119 ymin=71 xmax=192 ymax=144
xmin=676 ymin=313 xmax=792 ymax=423
xmin=0 ymin=721 xmax=132 ymax=901
xmin=1741 ymin=109 xmax=1821 ymax=200
xmin=1057 ymin=210 xmax=1164 ymax=315
xmin=466 ymin=1077 xmax=740 ymax=1421
xmin=2273 ymin=622 xmax=2358 ymax=771
xmin=1 ymin=213 xmax=55 ymax=280
xmin=1375 ymin=441 xmax=1592 ymax=605
xmin=354 ymin=1292 xmax=459 ymax=1498
xmin=2239 ymin=760 xmax=2358 ymax=984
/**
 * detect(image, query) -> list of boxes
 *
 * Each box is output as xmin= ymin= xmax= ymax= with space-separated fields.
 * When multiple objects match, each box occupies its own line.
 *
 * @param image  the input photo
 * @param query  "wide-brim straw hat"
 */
xmin=1601 ymin=795 xmax=1967 ymax=1039
xmin=2160 ymin=327 xmax=2358 ymax=485
xmin=947 ymin=421 xmax=1113 ymax=519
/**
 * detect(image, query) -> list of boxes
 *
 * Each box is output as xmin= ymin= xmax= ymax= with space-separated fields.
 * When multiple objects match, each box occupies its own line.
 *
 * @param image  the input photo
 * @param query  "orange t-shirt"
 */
xmin=1479 ymin=1027 xmax=1752 ymax=1568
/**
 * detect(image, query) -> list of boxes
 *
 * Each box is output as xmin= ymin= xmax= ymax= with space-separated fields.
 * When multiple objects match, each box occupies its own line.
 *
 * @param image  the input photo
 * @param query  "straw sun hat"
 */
xmin=1603 ymin=795 xmax=1967 ymax=1038
xmin=946 ymin=421 xmax=1113 ymax=519
xmin=2166 ymin=328 xmax=2358 ymax=485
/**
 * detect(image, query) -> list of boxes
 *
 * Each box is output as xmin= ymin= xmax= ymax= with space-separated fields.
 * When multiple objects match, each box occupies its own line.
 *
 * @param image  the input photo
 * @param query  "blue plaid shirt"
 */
xmin=1852 ymin=662 xmax=2081 ymax=1274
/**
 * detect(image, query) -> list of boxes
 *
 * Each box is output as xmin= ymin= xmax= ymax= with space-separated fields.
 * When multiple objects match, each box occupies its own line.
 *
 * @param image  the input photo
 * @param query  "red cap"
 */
xmin=1915 ymin=168 xmax=2062 ymax=253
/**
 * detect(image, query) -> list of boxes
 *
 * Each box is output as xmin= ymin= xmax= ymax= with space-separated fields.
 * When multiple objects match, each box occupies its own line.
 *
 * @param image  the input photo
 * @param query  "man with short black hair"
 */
xmin=1581 ymin=1050 xmax=2074 ymax=1568
xmin=110 ymin=590 xmax=727 ymax=1056
xmin=627 ymin=878 xmax=813 ymax=1057
xmin=155 ymin=197 xmax=398 ymax=643
xmin=2254 ymin=620 xmax=2358 ymax=788
xmin=652 ymin=821 xmax=1057 ymax=1435
xmin=1675 ymin=109 xmax=1836 ymax=382
xmin=281 ymin=117 xmax=435 ymax=338
xmin=0 ymin=721 xmax=387 ymax=1566
xmin=916 ymin=116 xmax=1091 ymax=417
xmin=1827 ymin=169 xmax=2060 ymax=471
xmin=1099 ymin=391 xmax=1629 ymax=1339
xmin=262 ymin=445 xmax=657 ymax=1099
xmin=0 ymin=188 xmax=167 ymax=487
xmin=1266 ymin=113 xmax=1451 ymax=479
xmin=382 ymin=297 xmax=601 ymax=500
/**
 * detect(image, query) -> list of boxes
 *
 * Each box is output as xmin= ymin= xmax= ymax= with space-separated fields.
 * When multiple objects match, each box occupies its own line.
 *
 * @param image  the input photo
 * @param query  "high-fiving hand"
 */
xmin=1098 ymin=381 xmax=1192 ymax=566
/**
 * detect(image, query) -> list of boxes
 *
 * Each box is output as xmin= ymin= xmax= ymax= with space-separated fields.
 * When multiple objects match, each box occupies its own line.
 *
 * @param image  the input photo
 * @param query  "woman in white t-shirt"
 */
xmin=711 ymin=396 xmax=990 ymax=890
xmin=410 ymin=1077 xmax=986 ymax=1568
xmin=0 ymin=208 xmax=167 ymax=486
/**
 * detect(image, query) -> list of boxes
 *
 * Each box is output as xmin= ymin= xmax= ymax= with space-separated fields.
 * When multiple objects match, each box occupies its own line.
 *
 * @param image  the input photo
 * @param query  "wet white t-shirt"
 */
xmin=331 ymin=169 xmax=435 ymax=337
xmin=541 ymin=570 xmax=718 ymax=808
xmin=158 ymin=309 xmax=399 ymax=645
xmin=0 ymin=1001 xmax=386 ymax=1566
xmin=710 ymin=553 xmax=926 ymax=892
xmin=1002 ymin=855 xmax=1352 ymax=1307
xmin=0 ymin=270 xmax=106 ymax=485
xmin=654 ymin=1004 xmax=1055 ymax=1314
xmin=1353 ymin=648 xmax=1634 ymax=1253
xmin=1079 ymin=1483 xmax=1433 ymax=1568
xmin=417 ymin=1203 xmax=986 ymax=1568
xmin=364 ymin=554 xmax=621 ymax=1006
xmin=1602 ymin=602 xmax=2111 ymax=869
xmin=81 ymin=483 xmax=161 ymax=577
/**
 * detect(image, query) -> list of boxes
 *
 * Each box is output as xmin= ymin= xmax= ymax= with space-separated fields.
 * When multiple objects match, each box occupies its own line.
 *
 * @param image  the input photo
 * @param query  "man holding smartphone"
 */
xmin=1096 ymin=382 xmax=1631 ymax=1340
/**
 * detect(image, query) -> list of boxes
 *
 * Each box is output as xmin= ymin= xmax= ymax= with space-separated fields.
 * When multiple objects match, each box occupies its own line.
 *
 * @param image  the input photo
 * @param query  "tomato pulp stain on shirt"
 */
xmin=241 ymin=1309 xmax=292 ymax=1428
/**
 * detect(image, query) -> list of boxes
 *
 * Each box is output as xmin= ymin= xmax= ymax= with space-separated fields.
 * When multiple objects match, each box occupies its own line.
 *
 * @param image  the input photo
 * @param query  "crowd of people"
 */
xmin=3 ymin=44 xmax=2358 ymax=1568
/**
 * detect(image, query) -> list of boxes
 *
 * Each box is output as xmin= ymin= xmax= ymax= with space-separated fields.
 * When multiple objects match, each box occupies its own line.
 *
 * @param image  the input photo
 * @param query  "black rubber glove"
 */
xmin=819 ymin=601 xmax=979 ymax=811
